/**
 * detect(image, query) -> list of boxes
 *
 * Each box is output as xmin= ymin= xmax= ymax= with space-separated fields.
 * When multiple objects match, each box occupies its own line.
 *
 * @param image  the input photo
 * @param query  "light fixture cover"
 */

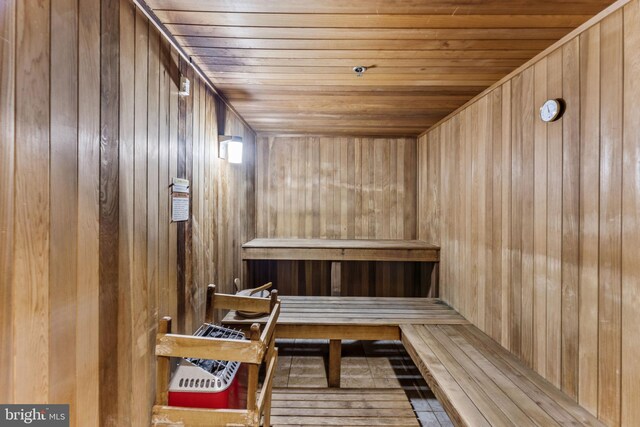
xmin=228 ymin=137 xmax=243 ymax=164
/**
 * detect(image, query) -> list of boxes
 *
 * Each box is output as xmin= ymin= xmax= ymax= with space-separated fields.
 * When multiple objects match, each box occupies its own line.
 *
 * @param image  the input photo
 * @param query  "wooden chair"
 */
xmin=153 ymin=285 xmax=280 ymax=426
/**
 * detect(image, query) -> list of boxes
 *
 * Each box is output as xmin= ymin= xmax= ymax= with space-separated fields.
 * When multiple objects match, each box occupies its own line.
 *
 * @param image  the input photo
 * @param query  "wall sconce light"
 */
xmin=218 ymin=135 xmax=243 ymax=164
xmin=178 ymin=75 xmax=190 ymax=96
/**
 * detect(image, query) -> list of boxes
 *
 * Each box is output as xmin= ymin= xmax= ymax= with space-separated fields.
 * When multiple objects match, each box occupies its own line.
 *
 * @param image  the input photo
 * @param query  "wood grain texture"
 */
xmin=578 ymin=23 xmax=601 ymax=416
xmin=622 ymin=2 xmax=640 ymax=426
xmin=401 ymin=324 xmax=605 ymax=427
xmin=50 ymin=0 xmax=78 ymax=413
xmin=256 ymin=136 xmax=416 ymax=240
xmin=598 ymin=10 xmax=623 ymax=427
xmin=141 ymin=0 xmax=608 ymax=135
xmin=417 ymin=1 xmax=640 ymax=423
xmin=0 ymin=0 xmax=16 ymax=406
xmin=76 ymin=0 xmax=101 ymax=424
xmin=2 ymin=1 xmax=256 ymax=425
xmin=14 ymin=0 xmax=50 ymax=403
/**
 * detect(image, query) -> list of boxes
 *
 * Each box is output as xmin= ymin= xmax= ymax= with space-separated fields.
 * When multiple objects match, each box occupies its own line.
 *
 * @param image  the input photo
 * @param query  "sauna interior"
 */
xmin=1 ymin=0 xmax=639 ymax=425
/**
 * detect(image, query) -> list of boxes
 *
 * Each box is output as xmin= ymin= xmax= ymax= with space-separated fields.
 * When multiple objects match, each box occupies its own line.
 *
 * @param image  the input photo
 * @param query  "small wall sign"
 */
xmin=171 ymin=177 xmax=190 ymax=222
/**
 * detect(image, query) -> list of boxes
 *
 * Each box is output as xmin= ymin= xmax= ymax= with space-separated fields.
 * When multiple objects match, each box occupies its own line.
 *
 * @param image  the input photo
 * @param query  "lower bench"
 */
xmin=401 ymin=324 xmax=604 ymax=427
xmin=223 ymin=296 xmax=468 ymax=387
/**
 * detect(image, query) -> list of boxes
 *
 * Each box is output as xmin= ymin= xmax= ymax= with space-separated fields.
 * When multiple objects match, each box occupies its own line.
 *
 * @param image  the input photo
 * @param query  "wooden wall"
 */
xmin=255 ymin=135 xmax=417 ymax=239
xmin=250 ymin=135 xmax=426 ymax=297
xmin=417 ymin=0 xmax=640 ymax=425
xmin=0 ymin=0 xmax=255 ymax=425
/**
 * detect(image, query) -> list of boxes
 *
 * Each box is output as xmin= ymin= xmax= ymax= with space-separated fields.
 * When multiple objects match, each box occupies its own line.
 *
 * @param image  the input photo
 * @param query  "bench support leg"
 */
xmin=328 ymin=339 xmax=341 ymax=388
xmin=330 ymin=261 xmax=341 ymax=296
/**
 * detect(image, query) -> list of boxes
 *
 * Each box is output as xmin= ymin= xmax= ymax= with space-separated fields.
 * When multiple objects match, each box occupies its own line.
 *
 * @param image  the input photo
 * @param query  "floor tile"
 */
xmin=416 ymin=411 xmax=441 ymax=427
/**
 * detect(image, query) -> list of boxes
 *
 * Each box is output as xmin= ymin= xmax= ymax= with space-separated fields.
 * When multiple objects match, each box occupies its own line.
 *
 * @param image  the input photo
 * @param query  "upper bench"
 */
xmin=242 ymin=238 xmax=440 ymax=262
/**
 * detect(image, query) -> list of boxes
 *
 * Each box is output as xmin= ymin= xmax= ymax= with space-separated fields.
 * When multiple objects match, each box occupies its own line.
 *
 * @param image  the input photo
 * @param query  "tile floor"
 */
xmin=272 ymin=339 xmax=453 ymax=427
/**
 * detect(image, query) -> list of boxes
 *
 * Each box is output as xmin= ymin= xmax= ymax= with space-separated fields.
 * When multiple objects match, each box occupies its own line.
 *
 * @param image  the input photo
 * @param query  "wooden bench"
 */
xmin=241 ymin=238 xmax=440 ymax=296
xmin=401 ymin=324 xmax=605 ymax=427
xmin=223 ymin=296 xmax=468 ymax=387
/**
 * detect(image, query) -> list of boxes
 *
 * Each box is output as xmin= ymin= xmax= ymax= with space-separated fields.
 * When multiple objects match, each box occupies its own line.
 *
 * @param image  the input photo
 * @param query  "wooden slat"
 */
xmin=147 ymin=0 xmax=611 ymax=15
xmin=622 ymin=2 xmax=640 ymax=426
xmin=14 ymin=0 xmax=50 ymax=403
xmin=598 ymin=10 xmax=623 ymax=426
xmin=76 ymin=0 xmax=101 ymax=424
xmin=155 ymin=11 xmax=592 ymax=29
xmin=0 ymin=0 xmax=15 ymax=406
xmin=155 ymin=333 xmax=264 ymax=363
xmin=270 ymin=388 xmax=418 ymax=426
xmin=50 ymin=0 xmax=78 ymax=413
xmin=152 ymin=406 xmax=253 ymax=426
xmin=402 ymin=324 xmax=606 ymax=427
xmin=166 ymin=25 xmax=573 ymax=40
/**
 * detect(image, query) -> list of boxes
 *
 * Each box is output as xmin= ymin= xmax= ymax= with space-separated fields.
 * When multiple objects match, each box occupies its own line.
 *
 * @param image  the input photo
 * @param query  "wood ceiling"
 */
xmin=144 ymin=0 xmax=614 ymax=136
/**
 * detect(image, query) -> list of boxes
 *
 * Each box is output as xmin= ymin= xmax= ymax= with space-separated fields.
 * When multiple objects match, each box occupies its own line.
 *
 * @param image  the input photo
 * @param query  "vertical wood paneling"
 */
xmin=622 ymin=2 xmax=640 ymax=425
xmin=546 ymin=48 xmax=563 ymax=388
xmin=76 ymin=0 xmax=100 ymax=424
xmin=417 ymin=1 xmax=640 ymax=423
xmin=578 ymin=23 xmax=601 ymax=415
xmin=14 ymin=0 xmax=50 ymax=403
xmin=256 ymin=136 xmax=417 ymax=240
xmin=1 ymin=1 xmax=256 ymax=424
xmin=50 ymin=0 xmax=78 ymax=412
xmin=561 ymin=37 xmax=581 ymax=399
xmin=598 ymin=10 xmax=623 ymax=427
xmin=99 ymin=0 xmax=120 ymax=422
xmin=118 ymin=2 xmax=135 ymax=423
xmin=533 ymin=57 xmax=548 ymax=376
xmin=0 ymin=0 xmax=16 ymax=405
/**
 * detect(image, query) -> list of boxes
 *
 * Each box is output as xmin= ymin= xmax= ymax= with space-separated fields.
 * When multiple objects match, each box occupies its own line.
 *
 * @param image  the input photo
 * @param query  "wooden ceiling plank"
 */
xmin=189 ymin=48 xmax=541 ymax=59
xmin=206 ymin=72 xmax=506 ymax=81
xmin=165 ymin=25 xmax=573 ymax=40
xmin=201 ymin=65 xmax=518 ymax=75
xmin=175 ymin=36 xmax=556 ymax=50
xmin=146 ymin=0 xmax=610 ymax=15
xmin=196 ymin=57 xmax=527 ymax=67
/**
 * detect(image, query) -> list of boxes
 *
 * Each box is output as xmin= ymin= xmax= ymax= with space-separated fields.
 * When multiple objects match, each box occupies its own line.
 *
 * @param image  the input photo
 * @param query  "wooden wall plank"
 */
xmin=118 ymin=1 xmax=135 ymax=423
xmin=561 ymin=37 xmax=581 ymax=399
xmin=50 ymin=0 xmax=78 ymax=414
xmin=578 ymin=23 xmax=600 ymax=416
xmin=622 ymin=2 xmax=640 ymax=426
xmin=532 ymin=57 xmax=548 ymax=377
xmin=489 ymin=87 xmax=502 ymax=343
xmin=14 ymin=0 xmax=50 ymax=403
xmin=546 ymin=48 xmax=563 ymax=388
xmin=255 ymin=136 xmax=417 ymax=240
xmin=500 ymin=81 xmax=511 ymax=349
xmin=0 ymin=0 xmax=16 ymax=405
xmin=519 ymin=66 xmax=534 ymax=367
xmin=598 ymin=10 xmax=623 ymax=426
xmin=77 ymin=0 xmax=101 ymax=423
xmin=131 ymin=10 xmax=149 ymax=425
xmin=99 ymin=0 xmax=120 ymax=422
xmin=417 ymin=2 xmax=640 ymax=423
xmin=146 ymin=23 xmax=161 ymax=414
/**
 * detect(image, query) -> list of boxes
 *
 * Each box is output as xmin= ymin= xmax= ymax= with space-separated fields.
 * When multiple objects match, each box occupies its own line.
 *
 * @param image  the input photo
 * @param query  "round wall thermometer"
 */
xmin=540 ymin=99 xmax=563 ymax=122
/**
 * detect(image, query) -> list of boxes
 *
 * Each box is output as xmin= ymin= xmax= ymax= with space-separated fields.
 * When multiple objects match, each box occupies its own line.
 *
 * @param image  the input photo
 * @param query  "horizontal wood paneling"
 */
xmin=247 ymin=261 xmax=436 ymax=298
xmin=256 ymin=135 xmax=416 ymax=240
xmin=143 ymin=0 xmax=612 ymax=135
xmin=0 ymin=1 xmax=255 ymax=425
xmin=418 ymin=1 xmax=640 ymax=424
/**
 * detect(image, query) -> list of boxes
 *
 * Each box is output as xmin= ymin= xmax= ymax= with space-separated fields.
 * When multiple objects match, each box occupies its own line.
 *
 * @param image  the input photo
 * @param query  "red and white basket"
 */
xmin=167 ymin=324 xmax=247 ymax=409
